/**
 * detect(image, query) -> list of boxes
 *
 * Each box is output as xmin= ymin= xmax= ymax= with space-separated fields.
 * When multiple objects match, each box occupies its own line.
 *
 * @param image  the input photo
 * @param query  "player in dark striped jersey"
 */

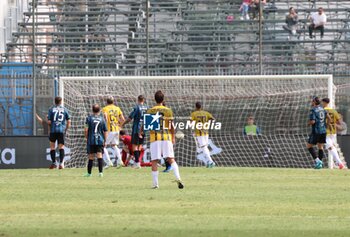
xmin=84 ymin=104 xmax=108 ymax=177
xmin=307 ymin=97 xmax=328 ymax=169
xmin=121 ymin=95 xmax=148 ymax=169
xmin=47 ymin=97 xmax=71 ymax=169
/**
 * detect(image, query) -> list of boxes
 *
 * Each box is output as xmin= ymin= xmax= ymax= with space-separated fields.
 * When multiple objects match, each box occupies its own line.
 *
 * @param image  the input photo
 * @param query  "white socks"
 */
xmin=330 ymin=147 xmax=342 ymax=165
xmin=103 ymin=146 xmax=123 ymax=166
xmin=114 ymin=147 xmax=122 ymax=164
xmin=171 ymin=162 xmax=181 ymax=181
xmin=202 ymin=146 xmax=213 ymax=164
xmin=103 ymin=148 xmax=113 ymax=165
xmin=152 ymin=171 xmax=159 ymax=187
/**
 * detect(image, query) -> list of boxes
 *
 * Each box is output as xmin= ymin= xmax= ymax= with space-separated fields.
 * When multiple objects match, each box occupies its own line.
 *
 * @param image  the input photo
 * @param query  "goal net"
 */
xmin=60 ymin=75 xmax=335 ymax=168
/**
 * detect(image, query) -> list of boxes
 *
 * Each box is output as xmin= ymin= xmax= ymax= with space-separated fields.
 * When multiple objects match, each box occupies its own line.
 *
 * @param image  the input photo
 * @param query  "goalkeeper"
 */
xmin=119 ymin=130 xmax=151 ymax=167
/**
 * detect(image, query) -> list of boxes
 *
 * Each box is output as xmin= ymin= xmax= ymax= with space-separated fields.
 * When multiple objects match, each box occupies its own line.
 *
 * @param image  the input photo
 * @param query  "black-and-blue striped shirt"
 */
xmin=85 ymin=114 xmax=107 ymax=145
xmin=47 ymin=105 xmax=70 ymax=133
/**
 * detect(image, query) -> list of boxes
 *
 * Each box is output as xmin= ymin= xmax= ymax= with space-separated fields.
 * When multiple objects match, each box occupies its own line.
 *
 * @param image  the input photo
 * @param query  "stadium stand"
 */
xmin=1 ymin=0 xmax=350 ymax=77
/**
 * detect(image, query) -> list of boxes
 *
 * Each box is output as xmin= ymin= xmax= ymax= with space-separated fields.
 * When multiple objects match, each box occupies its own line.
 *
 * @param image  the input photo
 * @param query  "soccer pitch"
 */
xmin=0 ymin=168 xmax=349 ymax=237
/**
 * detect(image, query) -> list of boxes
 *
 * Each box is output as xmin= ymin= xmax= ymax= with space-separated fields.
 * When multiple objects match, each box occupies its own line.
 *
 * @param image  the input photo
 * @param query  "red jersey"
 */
xmin=120 ymin=135 xmax=133 ymax=154
xmin=120 ymin=135 xmax=150 ymax=167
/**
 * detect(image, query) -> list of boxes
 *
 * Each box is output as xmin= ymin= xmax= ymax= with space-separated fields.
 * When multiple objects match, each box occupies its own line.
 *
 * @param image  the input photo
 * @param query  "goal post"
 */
xmin=59 ymin=74 xmax=337 ymax=169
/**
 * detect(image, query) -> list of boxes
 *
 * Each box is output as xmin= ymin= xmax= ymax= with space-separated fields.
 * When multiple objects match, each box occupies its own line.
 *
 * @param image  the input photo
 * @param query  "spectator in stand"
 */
xmin=240 ymin=0 xmax=252 ymax=20
xmin=337 ymin=114 xmax=348 ymax=135
xmin=309 ymin=7 xmax=327 ymax=39
xmin=250 ymin=0 xmax=266 ymax=20
xmin=283 ymin=7 xmax=298 ymax=37
xmin=243 ymin=116 xmax=261 ymax=136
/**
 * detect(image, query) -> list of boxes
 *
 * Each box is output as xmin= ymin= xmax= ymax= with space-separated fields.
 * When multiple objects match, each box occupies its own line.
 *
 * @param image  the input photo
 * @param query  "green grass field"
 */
xmin=0 ymin=167 xmax=350 ymax=237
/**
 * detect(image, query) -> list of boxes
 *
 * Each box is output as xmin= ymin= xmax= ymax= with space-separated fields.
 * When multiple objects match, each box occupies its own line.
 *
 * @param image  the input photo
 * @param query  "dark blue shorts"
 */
xmin=87 ymin=145 xmax=104 ymax=154
xmin=131 ymin=133 xmax=144 ymax=145
xmin=49 ymin=133 xmax=64 ymax=144
xmin=308 ymin=133 xmax=326 ymax=145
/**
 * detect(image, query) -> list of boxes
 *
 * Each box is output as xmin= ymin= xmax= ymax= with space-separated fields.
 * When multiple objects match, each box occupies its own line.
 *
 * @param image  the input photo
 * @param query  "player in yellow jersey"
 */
xmin=145 ymin=90 xmax=184 ymax=189
xmin=102 ymin=96 xmax=125 ymax=168
xmin=321 ymin=98 xmax=344 ymax=169
xmin=191 ymin=102 xmax=216 ymax=168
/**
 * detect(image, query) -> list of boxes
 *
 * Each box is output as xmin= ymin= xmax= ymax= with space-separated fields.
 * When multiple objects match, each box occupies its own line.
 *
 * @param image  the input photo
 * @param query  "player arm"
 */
xmin=308 ymin=110 xmax=316 ymax=126
xmin=35 ymin=113 xmax=43 ymax=124
xmin=102 ymin=111 xmax=108 ymax=122
xmin=84 ymin=117 xmax=89 ymax=140
xmin=139 ymin=121 xmax=145 ymax=138
xmin=119 ymin=113 xmax=125 ymax=125
xmin=119 ymin=114 xmax=125 ymax=123
xmin=308 ymin=120 xmax=315 ymax=125
xmin=123 ymin=108 xmax=137 ymax=127
xmin=103 ymin=121 xmax=108 ymax=146
xmin=335 ymin=112 xmax=342 ymax=126
xmin=66 ymin=119 xmax=71 ymax=133
xmin=122 ymin=144 xmax=128 ymax=152
xmin=47 ymin=111 xmax=52 ymax=125
xmin=103 ymin=131 xmax=108 ymax=147
xmin=47 ymin=112 xmax=52 ymax=133
xmin=326 ymin=113 xmax=332 ymax=127
xmin=65 ymin=111 xmax=71 ymax=132
xmin=84 ymin=127 xmax=88 ymax=140
xmin=121 ymin=117 xmax=132 ymax=127
xmin=190 ymin=112 xmax=194 ymax=121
